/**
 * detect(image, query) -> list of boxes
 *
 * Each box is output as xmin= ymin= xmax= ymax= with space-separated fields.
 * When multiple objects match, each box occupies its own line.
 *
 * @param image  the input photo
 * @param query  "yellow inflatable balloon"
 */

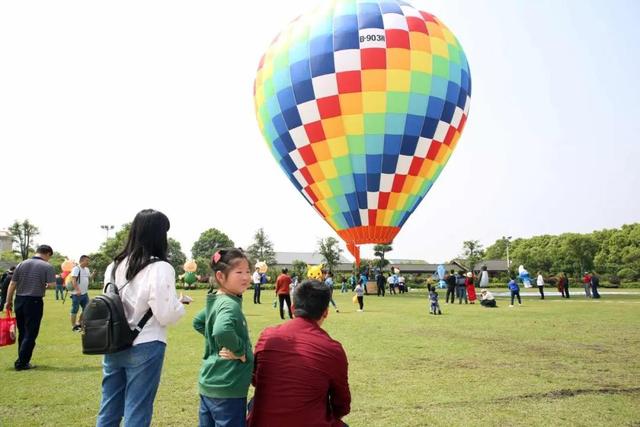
xmin=307 ymin=264 xmax=324 ymax=281
xmin=255 ymin=261 xmax=268 ymax=274
xmin=61 ymin=259 xmax=75 ymax=273
xmin=184 ymin=259 xmax=198 ymax=273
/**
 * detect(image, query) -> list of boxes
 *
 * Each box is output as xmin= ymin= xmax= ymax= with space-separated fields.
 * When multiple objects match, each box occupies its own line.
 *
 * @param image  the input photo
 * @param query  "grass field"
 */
xmin=1 ymin=288 xmax=639 ymax=427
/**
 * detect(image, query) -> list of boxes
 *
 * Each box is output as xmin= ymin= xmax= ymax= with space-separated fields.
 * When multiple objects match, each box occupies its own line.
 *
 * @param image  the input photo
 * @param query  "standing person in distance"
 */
xmin=376 ymin=271 xmax=386 ymax=297
xmin=324 ymin=271 xmax=339 ymax=313
xmin=590 ymin=272 xmax=601 ymax=299
xmin=465 ymin=272 xmax=477 ymax=304
xmin=355 ymin=277 xmax=365 ymax=312
xmin=582 ymin=272 xmax=592 ymax=298
xmin=508 ymin=277 xmax=522 ymax=307
xmin=54 ymin=273 xmax=65 ymax=301
xmin=536 ymin=271 xmax=545 ymax=299
xmin=96 ymin=210 xmax=188 ymax=427
xmin=193 ymin=249 xmax=254 ymax=427
xmin=456 ymin=271 xmax=468 ymax=304
xmin=275 ymin=268 xmax=293 ymax=320
xmin=445 ymin=270 xmax=456 ymax=304
xmin=252 ymin=266 xmax=262 ymax=304
xmin=4 ymin=246 xmax=55 ymax=371
xmin=70 ymin=255 xmax=91 ymax=332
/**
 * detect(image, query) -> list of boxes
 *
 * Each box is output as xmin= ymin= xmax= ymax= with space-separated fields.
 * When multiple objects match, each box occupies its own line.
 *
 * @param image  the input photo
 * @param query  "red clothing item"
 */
xmin=275 ymin=274 xmax=292 ymax=295
xmin=465 ymin=277 xmax=477 ymax=301
xmin=247 ymin=317 xmax=351 ymax=427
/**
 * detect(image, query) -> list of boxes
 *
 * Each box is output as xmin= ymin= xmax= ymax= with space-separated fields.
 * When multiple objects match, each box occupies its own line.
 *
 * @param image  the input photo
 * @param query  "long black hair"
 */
xmin=114 ymin=209 xmax=170 ymax=280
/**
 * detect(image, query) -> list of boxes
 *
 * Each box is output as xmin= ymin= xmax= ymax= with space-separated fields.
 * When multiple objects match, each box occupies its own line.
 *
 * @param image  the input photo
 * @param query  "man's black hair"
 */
xmin=79 ymin=255 xmax=90 ymax=262
xmin=36 ymin=245 xmax=53 ymax=256
xmin=282 ymin=268 xmax=288 ymax=274
xmin=292 ymin=280 xmax=330 ymax=320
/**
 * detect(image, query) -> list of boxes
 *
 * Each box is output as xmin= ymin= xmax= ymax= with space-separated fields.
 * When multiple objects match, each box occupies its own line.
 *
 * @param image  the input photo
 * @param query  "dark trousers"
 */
xmin=446 ymin=287 xmax=455 ymax=303
xmin=357 ymin=296 xmax=363 ymax=310
xmin=592 ymin=283 xmax=600 ymax=299
xmin=538 ymin=286 xmax=545 ymax=299
xmin=510 ymin=290 xmax=521 ymax=305
xmin=14 ymin=295 xmax=44 ymax=368
xmin=563 ymin=283 xmax=570 ymax=298
xmin=377 ymin=283 xmax=385 ymax=296
xmin=253 ymin=284 xmax=261 ymax=304
xmin=481 ymin=299 xmax=497 ymax=308
xmin=278 ymin=294 xmax=292 ymax=319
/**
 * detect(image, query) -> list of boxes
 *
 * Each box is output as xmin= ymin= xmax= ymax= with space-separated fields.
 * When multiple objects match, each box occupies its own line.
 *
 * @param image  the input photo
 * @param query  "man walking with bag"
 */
xmin=5 ymin=245 xmax=56 ymax=371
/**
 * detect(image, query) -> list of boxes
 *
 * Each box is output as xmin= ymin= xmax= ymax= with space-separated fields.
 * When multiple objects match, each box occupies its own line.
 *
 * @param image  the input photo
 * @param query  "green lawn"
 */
xmin=1 ymin=289 xmax=639 ymax=426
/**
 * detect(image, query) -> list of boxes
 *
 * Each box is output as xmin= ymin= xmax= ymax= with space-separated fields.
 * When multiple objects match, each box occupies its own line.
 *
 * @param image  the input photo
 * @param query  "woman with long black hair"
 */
xmin=96 ymin=209 xmax=188 ymax=427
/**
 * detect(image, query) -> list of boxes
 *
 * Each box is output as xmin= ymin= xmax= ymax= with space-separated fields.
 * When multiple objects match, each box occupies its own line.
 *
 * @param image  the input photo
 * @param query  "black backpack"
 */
xmin=81 ymin=259 xmax=158 ymax=355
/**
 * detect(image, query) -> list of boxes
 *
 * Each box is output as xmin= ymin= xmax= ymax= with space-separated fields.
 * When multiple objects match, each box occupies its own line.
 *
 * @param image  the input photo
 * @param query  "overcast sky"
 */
xmin=1 ymin=0 xmax=638 ymax=264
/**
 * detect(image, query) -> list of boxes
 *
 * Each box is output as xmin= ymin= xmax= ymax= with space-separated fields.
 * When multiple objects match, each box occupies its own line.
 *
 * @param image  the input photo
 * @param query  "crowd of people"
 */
xmin=2 ymin=209 xmax=351 ymax=427
xmin=1 ymin=207 xmax=612 ymax=426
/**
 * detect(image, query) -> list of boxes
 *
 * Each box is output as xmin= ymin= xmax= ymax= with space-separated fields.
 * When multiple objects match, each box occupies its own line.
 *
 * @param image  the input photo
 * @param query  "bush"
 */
xmin=617 ymin=268 xmax=638 ymax=283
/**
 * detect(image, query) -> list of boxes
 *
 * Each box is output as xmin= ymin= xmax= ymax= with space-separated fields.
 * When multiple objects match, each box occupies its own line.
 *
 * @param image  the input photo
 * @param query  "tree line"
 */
xmin=479 ymin=223 xmax=640 ymax=282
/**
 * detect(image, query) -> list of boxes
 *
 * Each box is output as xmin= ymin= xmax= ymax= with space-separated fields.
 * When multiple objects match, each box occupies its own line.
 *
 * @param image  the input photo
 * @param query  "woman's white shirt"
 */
xmin=104 ymin=259 xmax=185 ymax=345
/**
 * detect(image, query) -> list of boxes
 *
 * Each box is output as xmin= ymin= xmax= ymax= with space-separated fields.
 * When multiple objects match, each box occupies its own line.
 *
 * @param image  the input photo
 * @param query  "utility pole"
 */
xmin=100 ymin=225 xmax=114 ymax=240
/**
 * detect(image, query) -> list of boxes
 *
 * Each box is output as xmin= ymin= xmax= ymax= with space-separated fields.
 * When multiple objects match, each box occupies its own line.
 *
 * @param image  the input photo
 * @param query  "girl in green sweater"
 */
xmin=193 ymin=248 xmax=253 ymax=427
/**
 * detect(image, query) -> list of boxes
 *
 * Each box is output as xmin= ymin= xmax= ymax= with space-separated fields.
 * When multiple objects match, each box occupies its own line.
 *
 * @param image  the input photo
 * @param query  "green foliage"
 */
xmin=317 ymin=237 xmax=343 ymax=273
xmin=168 ymin=238 xmax=187 ymax=275
xmin=88 ymin=251 xmax=112 ymax=283
xmin=483 ymin=223 xmax=640 ymax=280
xmin=462 ymin=240 xmax=484 ymax=272
xmin=48 ymin=252 xmax=68 ymax=275
xmin=8 ymin=219 xmax=39 ymax=260
xmin=191 ymin=228 xmax=234 ymax=260
xmin=373 ymin=244 xmax=392 ymax=269
xmin=100 ymin=223 xmax=131 ymax=259
xmin=194 ymin=257 xmax=211 ymax=278
xmin=246 ymin=228 xmax=277 ymax=267
xmin=2 ymin=290 xmax=640 ymax=426
xmin=291 ymin=259 xmax=307 ymax=279
xmin=0 ymin=250 xmax=21 ymax=264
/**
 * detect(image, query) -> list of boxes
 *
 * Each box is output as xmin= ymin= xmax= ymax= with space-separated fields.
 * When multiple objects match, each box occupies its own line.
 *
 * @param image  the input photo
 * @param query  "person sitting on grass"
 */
xmin=508 ymin=277 xmax=522 ymax=307
xmin=479 ymin=289 xmax=497 ymax=308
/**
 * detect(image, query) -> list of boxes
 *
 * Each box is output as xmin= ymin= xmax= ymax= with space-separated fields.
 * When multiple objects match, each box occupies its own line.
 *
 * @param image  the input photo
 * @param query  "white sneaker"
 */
xmin=357 ymin=309 xmax=363 ymax=312
xmin=509 ymin=305 xmax=514 ymax=308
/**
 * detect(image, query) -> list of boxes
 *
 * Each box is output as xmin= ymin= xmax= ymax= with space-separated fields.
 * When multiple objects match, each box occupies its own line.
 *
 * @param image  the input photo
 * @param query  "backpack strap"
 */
xmin=108 ymin=258 xmax=162 ymax=335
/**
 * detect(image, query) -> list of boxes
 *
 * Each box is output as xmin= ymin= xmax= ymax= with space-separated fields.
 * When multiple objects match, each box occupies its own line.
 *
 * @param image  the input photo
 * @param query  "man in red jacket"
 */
xmin=275 ymin=268 xmax=293 ymax=320
xmin=248 ymin=280 xmax=351 ymax=427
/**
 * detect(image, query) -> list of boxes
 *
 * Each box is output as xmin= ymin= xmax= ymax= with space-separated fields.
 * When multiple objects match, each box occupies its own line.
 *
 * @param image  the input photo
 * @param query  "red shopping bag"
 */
xmin=0 ymin=310 xmax=17 ymax=347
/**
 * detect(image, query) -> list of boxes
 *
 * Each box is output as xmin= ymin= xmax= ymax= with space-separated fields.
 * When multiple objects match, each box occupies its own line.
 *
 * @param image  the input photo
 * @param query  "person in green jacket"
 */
xmin=193 ymin=248 xmax=253 ymax=427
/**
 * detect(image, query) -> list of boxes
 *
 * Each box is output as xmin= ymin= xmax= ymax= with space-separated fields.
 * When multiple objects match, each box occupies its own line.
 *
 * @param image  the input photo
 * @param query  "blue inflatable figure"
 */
xmin=518 ymin=265 xmax=532 ymax=288
xmin=437 ymin=265 xmax=447 ymax=289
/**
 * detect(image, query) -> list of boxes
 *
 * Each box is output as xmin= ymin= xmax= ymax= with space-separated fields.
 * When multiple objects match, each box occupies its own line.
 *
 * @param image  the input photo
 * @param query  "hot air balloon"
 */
xmin=254 ymin=0 xmax=471 ymax=265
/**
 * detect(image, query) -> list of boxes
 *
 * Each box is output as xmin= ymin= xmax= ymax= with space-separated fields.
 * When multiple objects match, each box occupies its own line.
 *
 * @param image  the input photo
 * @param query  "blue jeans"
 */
xmin=55 ymin=285 xmax=64 ymax=300
xmin=199 ymin=395 xmax=247 ymax=427
xmin=70 ymin=293 xmax=89 ymax=314
xmin=96 ymin=341 xmax=166 ymax=427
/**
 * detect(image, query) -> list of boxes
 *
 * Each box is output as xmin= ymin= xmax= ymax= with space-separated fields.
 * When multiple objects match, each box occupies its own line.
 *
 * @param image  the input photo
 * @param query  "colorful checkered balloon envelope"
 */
xmin=254 ymin=0 xmax=471 ymax=264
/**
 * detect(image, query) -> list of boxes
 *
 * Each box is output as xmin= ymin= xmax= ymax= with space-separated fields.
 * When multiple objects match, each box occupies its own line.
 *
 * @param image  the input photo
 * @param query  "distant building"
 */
xmin=474 ymin=260 xmax=509 ymax=277
xmin=273 ymin=251 xmax=353 ymax=273
xmin=387 ymin=259 xmax=469 ymax=275
xmin=0 ymin=230 xmax=12 ymax=253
